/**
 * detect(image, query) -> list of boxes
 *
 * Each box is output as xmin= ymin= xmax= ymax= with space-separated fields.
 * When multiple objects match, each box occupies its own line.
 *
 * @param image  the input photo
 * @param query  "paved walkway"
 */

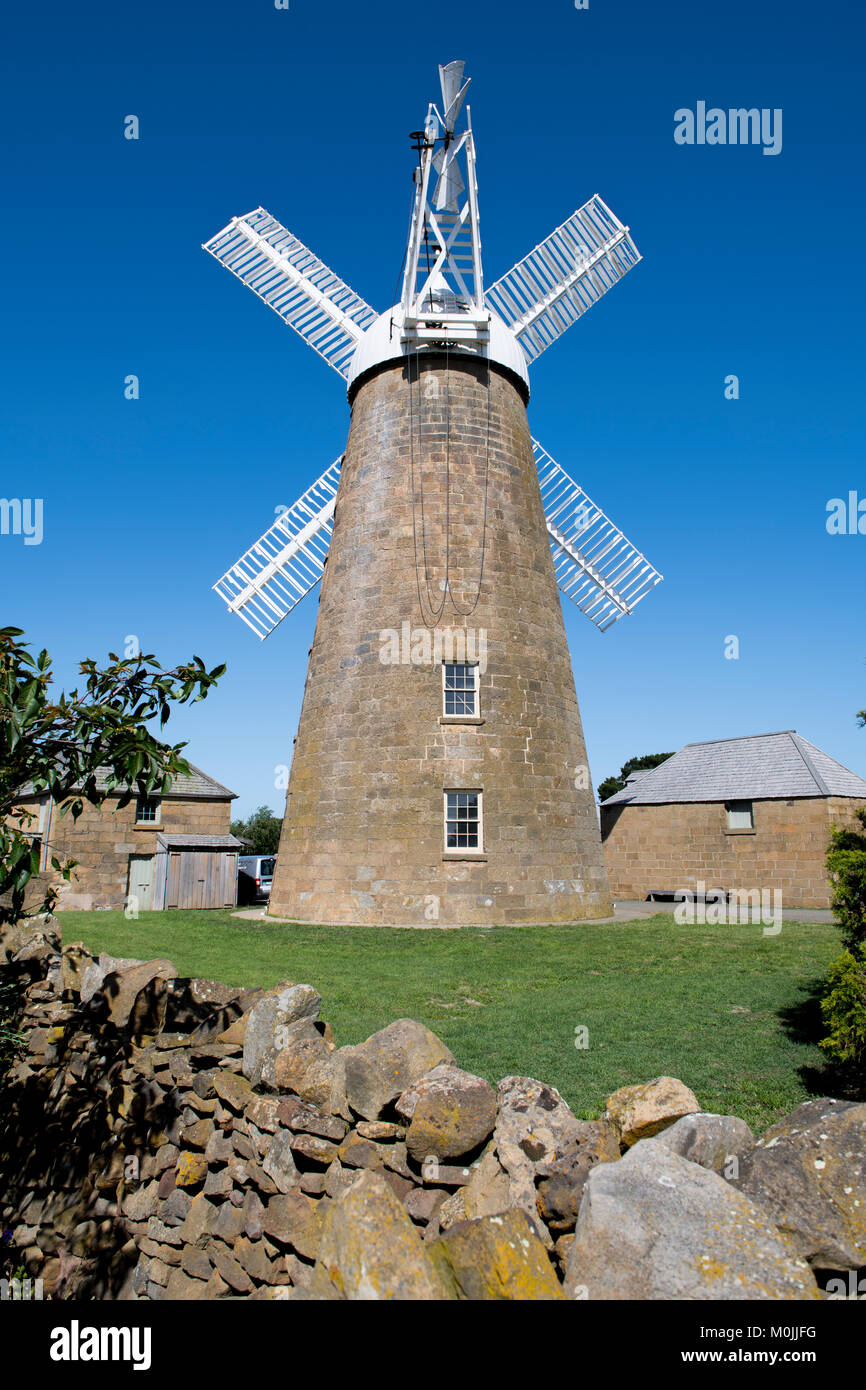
xmin=233 ymin=902 xmax=837 ymax=927
xmin=612 ymin=899 xmax=836 ymax=924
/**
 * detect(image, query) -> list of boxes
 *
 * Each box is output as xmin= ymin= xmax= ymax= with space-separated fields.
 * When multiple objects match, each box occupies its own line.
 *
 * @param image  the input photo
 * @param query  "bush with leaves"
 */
xmin=819 ymin=697 xmax=866 ymax=1084
xmin=0 ymin=627 xmax=225 ymax=927
xmin=230 ymin=804 xmax=283 ymax=856
xmin=819 ymin=944 xmax=866 ymax=1077
xmin=826 ymin=807 xmax=866 ymax=953
xmin=0 ymin=971 xmax=26 ymax=1081
xmin=597 ymin=752 xmax=674 ymax=804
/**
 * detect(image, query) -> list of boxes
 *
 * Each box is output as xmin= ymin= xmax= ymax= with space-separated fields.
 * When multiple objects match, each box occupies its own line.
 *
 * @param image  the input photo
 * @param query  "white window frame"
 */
xmin=441 ymin=661 xmax=480 ymax=718
xmin=135 ymin=795 xmax=162 ymax=826
xmin=725 ymin=800 xmax=754 ymax=830
xmin=444 ymin=789 xmax=484 ymax=854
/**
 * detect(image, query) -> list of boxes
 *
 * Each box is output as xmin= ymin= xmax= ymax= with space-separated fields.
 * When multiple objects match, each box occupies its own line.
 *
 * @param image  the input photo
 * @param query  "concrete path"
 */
xmin=233 ymin=902 xmax=837 ymax=926
xmin=612 ymin=899 xmax=837 ymax=924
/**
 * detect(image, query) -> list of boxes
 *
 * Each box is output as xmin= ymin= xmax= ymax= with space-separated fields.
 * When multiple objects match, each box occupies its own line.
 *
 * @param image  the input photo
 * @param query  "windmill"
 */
xmin=204 ymin=60 xmax=662 ymax=926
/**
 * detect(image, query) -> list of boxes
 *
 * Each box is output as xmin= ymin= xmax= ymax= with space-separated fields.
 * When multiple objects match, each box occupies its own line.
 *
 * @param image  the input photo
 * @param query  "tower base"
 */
xmin=268 ymin=356 xmax=612 ymax=927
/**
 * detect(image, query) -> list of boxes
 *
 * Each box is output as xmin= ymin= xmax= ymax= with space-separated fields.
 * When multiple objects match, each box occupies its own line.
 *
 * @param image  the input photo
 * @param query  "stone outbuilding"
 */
xmin=16 ymin=764 xmax=240 ymax=911
xmin=600 ymin=731 xmax=866 ymax=910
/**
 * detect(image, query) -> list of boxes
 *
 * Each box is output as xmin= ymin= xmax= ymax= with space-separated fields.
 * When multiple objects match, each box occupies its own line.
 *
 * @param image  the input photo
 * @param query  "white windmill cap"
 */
xmin=346 ymin=303 xmax=531 ymax=398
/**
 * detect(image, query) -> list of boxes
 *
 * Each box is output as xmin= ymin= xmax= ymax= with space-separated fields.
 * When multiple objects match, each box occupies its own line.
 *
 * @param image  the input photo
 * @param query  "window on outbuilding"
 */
xmin=725 ymin=800 xmax=754 ymax=830
xmin=135 ymin=796 xmax=161 ymax=825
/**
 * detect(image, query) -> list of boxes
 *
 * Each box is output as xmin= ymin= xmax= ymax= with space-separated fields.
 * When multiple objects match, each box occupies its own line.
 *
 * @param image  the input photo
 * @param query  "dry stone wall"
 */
xmin=1 ymin=917 xmax=863 ymax=1300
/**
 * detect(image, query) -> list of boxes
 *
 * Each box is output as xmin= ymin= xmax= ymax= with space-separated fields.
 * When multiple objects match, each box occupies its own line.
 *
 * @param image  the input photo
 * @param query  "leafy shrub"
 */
xmin=819 ymin=945 xmax=866 ymax=1076
xmin=0 ymin=971 xmax=25 ymax=1083
xmin=826 ymin=807 xmax=866 ymax=952
xmin=1 ymin=627 xmax=225 ymax=930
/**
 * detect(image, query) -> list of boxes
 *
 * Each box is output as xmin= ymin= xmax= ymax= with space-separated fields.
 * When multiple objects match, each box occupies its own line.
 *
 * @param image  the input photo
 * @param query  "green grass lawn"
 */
xmin=58 ymin=910 xmax=843 ymax=1133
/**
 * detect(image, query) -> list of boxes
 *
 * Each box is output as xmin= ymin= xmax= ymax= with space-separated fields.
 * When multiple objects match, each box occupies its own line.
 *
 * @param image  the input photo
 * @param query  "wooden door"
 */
xmin=127 ymin=855 xmax=154 ymax=911
xmin=192 ymin=852 xmax=209 ymax=909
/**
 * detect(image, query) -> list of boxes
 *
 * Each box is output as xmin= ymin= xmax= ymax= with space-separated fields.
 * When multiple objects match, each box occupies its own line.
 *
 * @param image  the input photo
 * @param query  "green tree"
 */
xmin=819 ymin=696 xmax=866 ymax=1083
xmin=597 ymin=752 xmax=674 ymax=804
xmin=0 ymin=627 xmax=225 ymax=927
xmin=230 ymin=805 xmax=283 ymax=856
xmin=819 ymin=943 xmax=866 ymax=1075
xmin=826 ymin=807 xmax=866 ymax=953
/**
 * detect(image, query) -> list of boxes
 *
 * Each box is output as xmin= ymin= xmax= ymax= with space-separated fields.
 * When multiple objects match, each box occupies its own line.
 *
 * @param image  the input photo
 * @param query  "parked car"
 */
xmin=237 ymin=855 xmax=276 ymax=904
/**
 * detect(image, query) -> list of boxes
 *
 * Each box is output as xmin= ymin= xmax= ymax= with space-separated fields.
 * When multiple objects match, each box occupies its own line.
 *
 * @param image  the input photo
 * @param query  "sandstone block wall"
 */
xmin=600 ymin=796 xmax=866 ymax=909
xmin=14 ymin=794 xmax=233 ymax=910
xmin=270 ymin=356 xmax=611 ymax=926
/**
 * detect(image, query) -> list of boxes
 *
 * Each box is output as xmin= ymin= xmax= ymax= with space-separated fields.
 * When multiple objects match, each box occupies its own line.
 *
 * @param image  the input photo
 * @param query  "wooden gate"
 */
xmin=164 ymin=849 xmax=237 ymax=909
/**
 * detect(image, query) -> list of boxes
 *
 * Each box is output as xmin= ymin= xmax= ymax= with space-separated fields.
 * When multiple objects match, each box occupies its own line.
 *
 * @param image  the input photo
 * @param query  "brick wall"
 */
xmin=269 ymin=355 xmax=612 ymax=926
xmin=600 ymin=796 xmax=866 ymax=910
xmin=15 ymin=794 xmax=232 ymax=910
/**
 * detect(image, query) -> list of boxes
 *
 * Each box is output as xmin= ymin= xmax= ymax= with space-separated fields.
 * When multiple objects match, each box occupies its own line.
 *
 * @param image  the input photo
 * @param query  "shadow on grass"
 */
xmin=777 ymin=975 xmax=865 ymax=1102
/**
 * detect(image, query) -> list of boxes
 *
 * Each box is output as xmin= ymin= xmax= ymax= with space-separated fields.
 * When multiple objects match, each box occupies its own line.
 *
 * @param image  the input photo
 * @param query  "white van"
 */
xmin=237 ymin=855 xmax=276 ymax=904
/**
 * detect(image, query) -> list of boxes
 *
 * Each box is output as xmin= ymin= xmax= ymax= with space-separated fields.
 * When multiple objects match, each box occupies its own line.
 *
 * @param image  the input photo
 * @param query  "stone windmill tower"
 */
xmin=205 ymin=61 xmax=662 ymax=926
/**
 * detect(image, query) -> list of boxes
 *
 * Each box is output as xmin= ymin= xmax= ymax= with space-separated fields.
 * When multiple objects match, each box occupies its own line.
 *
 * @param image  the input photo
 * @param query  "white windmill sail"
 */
xmin=533 ymin=439 xmax=662 ymax=631
xmin=485 ymin=196 xmax=641 ymax=364
xmin=203 ymin=209 xmax=378 ymax=379
xmin=207 ymin=63 xmax=663 ymax=642
xmin=213 ymin=458 xmax=342 ymax=640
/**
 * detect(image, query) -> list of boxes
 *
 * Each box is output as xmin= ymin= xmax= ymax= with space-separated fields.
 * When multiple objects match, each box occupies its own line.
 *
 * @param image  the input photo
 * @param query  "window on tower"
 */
xmin=445 ymin=790 xmax=482 ymax=852
xmin=443 ymin=663 xmax=479 ymax=717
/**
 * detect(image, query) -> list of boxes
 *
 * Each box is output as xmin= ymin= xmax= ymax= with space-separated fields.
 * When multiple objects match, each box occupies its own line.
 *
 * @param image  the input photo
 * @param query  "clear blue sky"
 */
xmin=3 ymin=0 xmax=865 ymax=817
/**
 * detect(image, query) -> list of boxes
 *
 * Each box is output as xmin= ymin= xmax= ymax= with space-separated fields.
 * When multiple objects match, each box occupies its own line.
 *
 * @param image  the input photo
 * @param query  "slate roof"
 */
xmin=157 ymin=833 xmax=242 ymax=849
xmin=19 ymin=762 xmax=236 ymax=801
xmin=600 ymin=732 xmax=866 ymax=806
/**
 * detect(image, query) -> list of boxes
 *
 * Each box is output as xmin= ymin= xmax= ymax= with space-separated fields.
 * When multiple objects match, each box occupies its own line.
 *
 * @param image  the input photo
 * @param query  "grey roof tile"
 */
xmin=156 ymin=833 xmax=242 ymax=849
xmin=601 ymin=731 xmax=866 ymax=805
xmin=18 ymin=761 xmax=235 ymax=801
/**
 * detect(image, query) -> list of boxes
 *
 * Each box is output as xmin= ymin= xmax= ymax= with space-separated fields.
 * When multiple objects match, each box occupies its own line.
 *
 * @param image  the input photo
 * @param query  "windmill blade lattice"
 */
xmin=213 ymin=458 xmax=342 ymax=640
xmin=486 ymin=196 xmax=641 ymax=364
xmin=203 ymin=209 xmax=378 ymax=379
xmin=533 ymin=439 xmax=662 ymax=631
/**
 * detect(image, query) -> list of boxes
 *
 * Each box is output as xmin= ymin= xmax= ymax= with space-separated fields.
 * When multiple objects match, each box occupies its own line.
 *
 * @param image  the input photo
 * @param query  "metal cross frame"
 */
xmin=401 ymin=63 xmax=487 ymax=347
